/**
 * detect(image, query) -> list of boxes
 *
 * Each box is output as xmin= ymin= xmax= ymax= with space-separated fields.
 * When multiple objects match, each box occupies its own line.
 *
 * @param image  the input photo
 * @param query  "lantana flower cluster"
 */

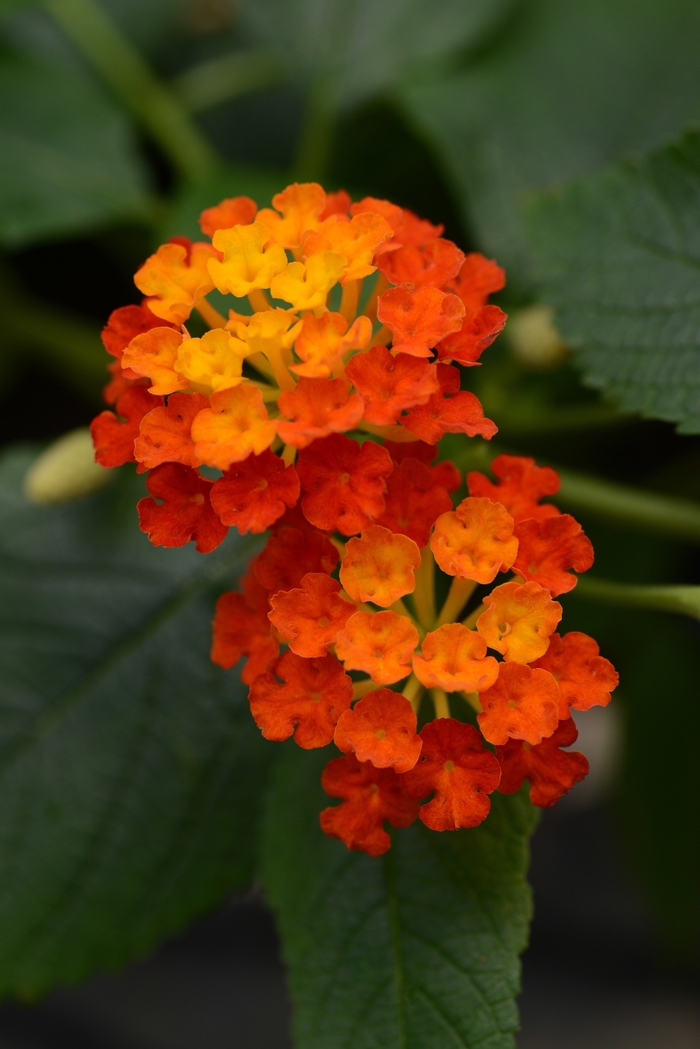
xmin=91 ymin=182 xmax=617 ymax=857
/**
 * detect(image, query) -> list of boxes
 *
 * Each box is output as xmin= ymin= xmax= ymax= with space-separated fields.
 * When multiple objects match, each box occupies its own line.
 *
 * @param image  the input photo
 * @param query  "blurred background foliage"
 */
xmin=0 ymin=0 xmax=699 ymax=983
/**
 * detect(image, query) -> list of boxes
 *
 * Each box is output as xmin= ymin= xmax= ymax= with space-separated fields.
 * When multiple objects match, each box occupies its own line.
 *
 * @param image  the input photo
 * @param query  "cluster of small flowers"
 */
xmin=90 ymin=182 xmax=617 ymax=857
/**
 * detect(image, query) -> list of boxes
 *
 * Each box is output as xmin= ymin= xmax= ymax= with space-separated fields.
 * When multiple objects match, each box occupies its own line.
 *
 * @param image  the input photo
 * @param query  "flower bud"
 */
xmin=507 ymin=304 xmax=567 ymax=368
xmin=24 ymin=428 xmax=114 ymax=505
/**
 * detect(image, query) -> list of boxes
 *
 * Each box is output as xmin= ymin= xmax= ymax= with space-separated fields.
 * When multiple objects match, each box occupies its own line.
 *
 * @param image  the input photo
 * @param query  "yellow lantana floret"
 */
xmin=134 ymin=242 xmax=215 ymax=325
xmin=175 ymin=328 xmax=251 ymax=394
xmin=256 ymin=182 xmax=327 ymax=250
xmin=271 ymin=252 xmax=346 ymax=312
xmin=208 ymin=222 xmax=288 ymax=297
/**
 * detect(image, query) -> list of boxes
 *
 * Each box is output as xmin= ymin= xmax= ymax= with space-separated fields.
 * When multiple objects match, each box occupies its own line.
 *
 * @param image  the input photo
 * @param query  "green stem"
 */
xmin=573 ymin=576 xmax=700 ymax=621
xmin=43 ymin=0 xmax=219 ymax=182
xmin=172 ymin=48 xmax=285 ymax=114
xmin=293 ymin=78 xmax=336 ymax=182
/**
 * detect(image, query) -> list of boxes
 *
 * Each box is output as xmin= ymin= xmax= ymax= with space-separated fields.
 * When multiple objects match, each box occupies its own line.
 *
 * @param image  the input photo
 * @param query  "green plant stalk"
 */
xmin=573 ymin=576 xmax=700 ymax=621
xmin=173 ymin=48 xmax=285 ymax=114
xmin=42 ymin=0 xmax=219 ymax=183
xmin=293 ymin=77 xmax=337 ymax=182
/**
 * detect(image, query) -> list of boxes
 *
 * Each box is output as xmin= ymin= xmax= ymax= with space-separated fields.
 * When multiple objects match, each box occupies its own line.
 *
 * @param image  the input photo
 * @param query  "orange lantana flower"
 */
xmin=210 ymin=449 xmax=300 ymax=534
xmin=248 ymin=651 xmax=352 ymax=748
xmin=199 ymin=195 xmax=257 ymax=237
xmin=513 ymin=514 xmax=594 ymax=596
xmin=412 ymin=624 xmax=499 ymax=693
xmin=430 ymin=496 xmax=518 ymax=584
xmin=477 ymin=661 xmax=560 ymax=746
xmin=339 ymin=525 xmax=421 ymax=607
xmin=436 ymin=305 xmax=507 ymax=367
xmin=377 ymin=285 xmax=465 ymax=358
xmin=253 ymin=526 xmax=338 ymax=593
xmin=121 ymin=326 xmax=187 ymax=396
xmin=497 ymin=717 xmax=589 ymax=807
xmin=467 ymin=454 xmax=560 ymax=522
xmin=375 ymin=455 xmax=454 ymax=550
xmin=400 ymin=719 xmax=501 ymax=831
xmin=297 ymin=434 xmax=393 ymax=535
xmin=402 ymin=364 xmax=497 ymax=443
xmin=277 ymin=377 xmax=364 ymax=449
xmin=134 ymin=392 xmax=208 ymax=470
xmin=530 ymin=631 xmax=618 ymax=718
xmin=344 ymin=345 xmax=439 ymax=425
xmin=268 ymin=573 xmax=356 ymax=658
xmin=137 ymin=463 xmax=228 ymax=553
xmin=101 ymin=303 xmax=175 ymax=362
xmin=91 ymin=386 xmax=162 ymax=468
xmin=208 ymin=221 xmax=288 ymax=297
xmin=210 ymin=573 xmax=279 ymax=682
xmin=477 ymin=580 xmax=562 ymax=663
xmin=376 ymin=238 xmax=465 ymax=289
xmin=303 ymin=212 xmax=392 ymax=283
xmin=191 ymin=384 xmax=277 ymax=469
xmin=271 ymin=252 xmax=346 ymax=312
xmin=335 ymin=610 xmax=418 ymax=684
xmin=134 ymin=239 xmax=216 ymax=324
xmin=333 ymin=688 xmax=422 ymax=773
xmin=256 ymin=182 xmax=327 ymax=250
xmin=350 ymin=197 xmax=443 ymax=248
xmin=291 ymin=311 xmax=372 ymax=378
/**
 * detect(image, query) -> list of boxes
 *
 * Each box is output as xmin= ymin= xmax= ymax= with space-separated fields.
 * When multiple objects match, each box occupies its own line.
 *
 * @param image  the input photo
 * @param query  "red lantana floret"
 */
xmin=333 ymin=688 xmax=422 ymax=774
xmin=210 ymin=449 xmax=300 ymax=534
xmin=248 ymin=651 xmax=352 ymax=748
xmin=497 ymin=717 xmax=589 ymax=807
xmin=137 ymin=463 xmax=228 ymax=553
xmin=297 ymin=433 xmax=393 ymax=535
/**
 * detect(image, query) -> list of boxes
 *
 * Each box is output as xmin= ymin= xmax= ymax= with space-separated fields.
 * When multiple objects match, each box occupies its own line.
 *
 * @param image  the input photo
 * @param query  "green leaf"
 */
xmin=0 ymin=56 xmax=151 ymax=246
xmin=524 ymin=130 xmax=700 ymax=432
xmin=402 ymin=0 xmax=700 ymax=290
xmin=0 ymin=447 xmax=268 ymax=999
xmin=262 ymin=746 xmax=538 ymax=1049
xmin=239 ymin=0 xmax=516 ymax=111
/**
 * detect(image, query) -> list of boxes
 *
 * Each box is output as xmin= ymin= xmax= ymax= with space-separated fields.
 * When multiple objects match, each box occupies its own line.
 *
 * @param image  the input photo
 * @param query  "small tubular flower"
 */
xmin=121 ymin=327 xmax=187 ymax=396
xmin=137 ymin=463 xmax=228 ymax=553
xmin=277 ymin=377 xmax=364 ymax=449
xmin=513 ymin=514 xmax=594 ymax=596
xmin=530 ymin=631 xmax=618 ymax=717
xmin=134 ymin=391 xmax=208 ymax=469
xmin=377 ymin=285 xmax=465 ymax=358
xmin=477 ymin=661 xmax=560 ymax=746
xmin=249 ymin=651 xmax=352 ymax=748
xmin=291 ymin=311 xmax=372 ymax=378
xmin=134 ymin=239 xmax=216 ymax=324
xmin=401 ymin=364 xmax=497 ymax=443
xmin=350 ymin=197 xmax=443 ymax=248
xmin=211 ymin=578 xmax=278 ymax=681
xmin=333 ymin=688 xmax=421 ymax=773
xmin=339 ymin=525 xmax=421 ymax=607
xmin=210 ymin=448 xmax=299 ymax=533
xmin=377 ymin=239 xmax=465 ymax=289
xmin=254 ymin=526 xmax=338 ymax=592
xmin=430 ymin=496 xmax=518 ymax=584
xmin=321 ymin=189 xmax=351 ymax=220
xmin=496 ymin=717 xmax=589 ymax=807
xmin=233 ymin=307 xmax=301 ymax=360
xmin=344 ymin=345 xmax=439 ymax=425
xmin=199 ymin=195 xmax=257 ymax=237
xmin=191 ymin=384 xmax=277 ymax=469
xmin=477 ymin=580 xmax=562 ymax=664
xmin=297 ymin=433 xmax=393 ymax=535
xmin=467 ymin=454 xmax=560 ymax=522
xmin=375 ymin=456 xmax=454 ymax=549
xmin=303 ymin=212 xmax=392 ymax=283
xmin=101 ymin=303 xmax=174 ymax=361
xmin=436 ymin=305 xmax=507 ymax=367
xmin=270 ymin=251 xmax=346 ymax=312
xmin=447 ymin=253 xmax=505 ymax=310
xmin=335 ymin=610 xmax=419 ymax=684
xmin=256 ymin=182 xmax=327 ymax=249
xmin=208 ymin=221 xmax=288 ymax=296
xmin=413 ymin=624 xmax=499 ymax=693
xmin=268 ymin=573 xmax=356 ymax=657
xmin=91 ymin=386 xmax=162 ymax=468
xmin=320 ymin=754 xmax=420 ymax=857
xmin=400 ymin=719 xmax=501 ymax=831
xmin=175 ymin=328 xmax=251 ymax=394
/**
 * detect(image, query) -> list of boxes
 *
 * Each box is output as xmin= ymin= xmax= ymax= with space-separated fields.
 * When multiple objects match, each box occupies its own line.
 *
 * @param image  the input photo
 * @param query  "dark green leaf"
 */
xmin=402 ymin=0 xmax=700 ymax=290
xmin=0 ymin=448 xmax=268 ymax=998
xmin=262 ymin=746 xmax=538 ymax=1049
xmin=524 ymin=130 xmax=700 ymax=432
xmin=0 ymin=56 xmax=151 ymax=246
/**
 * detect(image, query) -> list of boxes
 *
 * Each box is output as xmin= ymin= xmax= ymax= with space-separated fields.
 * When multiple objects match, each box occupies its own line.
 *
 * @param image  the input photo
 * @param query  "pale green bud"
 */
xmin=507 ymin=304 xmax=567 ymax=368
xmin=24 ymin=428 xmax=115 ymax=506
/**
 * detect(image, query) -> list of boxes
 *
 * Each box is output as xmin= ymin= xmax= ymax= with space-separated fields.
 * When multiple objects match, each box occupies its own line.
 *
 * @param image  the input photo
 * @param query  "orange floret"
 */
xmin=446 ymin=253 xmax=506 ymax=310
xmin=297 ymin=433 xmax=393 ymax=536
xmin=256 ymin=182 xmax=327 ymax=250
xmin=248 ymin=651 xmax=352 ymax=748
xmin=477 ymin=661 xmax=560 ymax=746
xmin=91 ymin=386 xmax=162 ymax=468
xmin=101 ymin=303 xmax=175 ymax=361
xmin=400 ymin=719 xmax=501 ymax=831
xmin=530 ymin=631 xmax=618 ymax=718
xmin=134 ymin=391 xmax=208 ymax=469
xmin=232 ymin=307 xmax=302 ymax=359
xmin=334 ymin=688 xmax=422 ymax=773
xmin=513 ymin=514 xmax=594 ymax=596
xmin=199 ymin=195 xmax=257 ymax=237
xmin=211 ymin=578 xmax=278 ymax=682
xmin=254 ymin=526 xmax=339 ymax=593
xmin=210 ymin=448 xmax=300 ymax=534
xmin=350 ymin=197 xmax=443 ymax=248
xmin=175 ymin=328 xmax=251 ymax=394
xmin=136 ymin=463 xmax=228 ymax=554
xmin=121 ymin=326 xmax=187 ymax=396
xmin=436 ymin=304 xmax=507 ymax=367
xmin=375 ymin=456 xmax=454 ymax=549
xmin=302 ymin=212 xmax=392 ymax=283
xmin=467 ymin=454 xmax=560 ymax=523
xmin=277 ymin=377 xmax=364 ymax=449
xmin=335 ymin=610 xmax=419 ymax=684
xmin=320 ymin=189 xmax=351 ymax=220
xmin=477 ymin=580 xmax=562 ymax=664
xmin=291 ymin=311 xmax=372 ymax=378
xmin=401 ymin=363 xmax=497 ymax=443
xmin=339 ymin=525 xmax=421 ymax=607
xmin=430 ymin=496 xmax=518 ymax=584
xmin=270 ymin=251 xmax=346 ymax=312
xmin=377 ymin=238 xmax=465 ymax=289
xmin=208 ymin=221 xmax=288 ymax=297
xmin=496 ymin=717 xmax=589 ymax=807
xmin=320 ymin=753 xmax=420 ymax=856
xmin=134 ymin=239 xmax=216 ymax=324
xmin=103 ymin=360 xmax=145 ymax=406
xmin=344 ymin=345 xmax=439 ymax=425
xmin=268 ymin=572 xmax=356 ymax=658
xmin=191 ymin=384 xmax=277 ymax=469
xmin=413 ymin=624 xmax=499 ymax=693
xmin=377 ymin=285 xmax=465 ymax=358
